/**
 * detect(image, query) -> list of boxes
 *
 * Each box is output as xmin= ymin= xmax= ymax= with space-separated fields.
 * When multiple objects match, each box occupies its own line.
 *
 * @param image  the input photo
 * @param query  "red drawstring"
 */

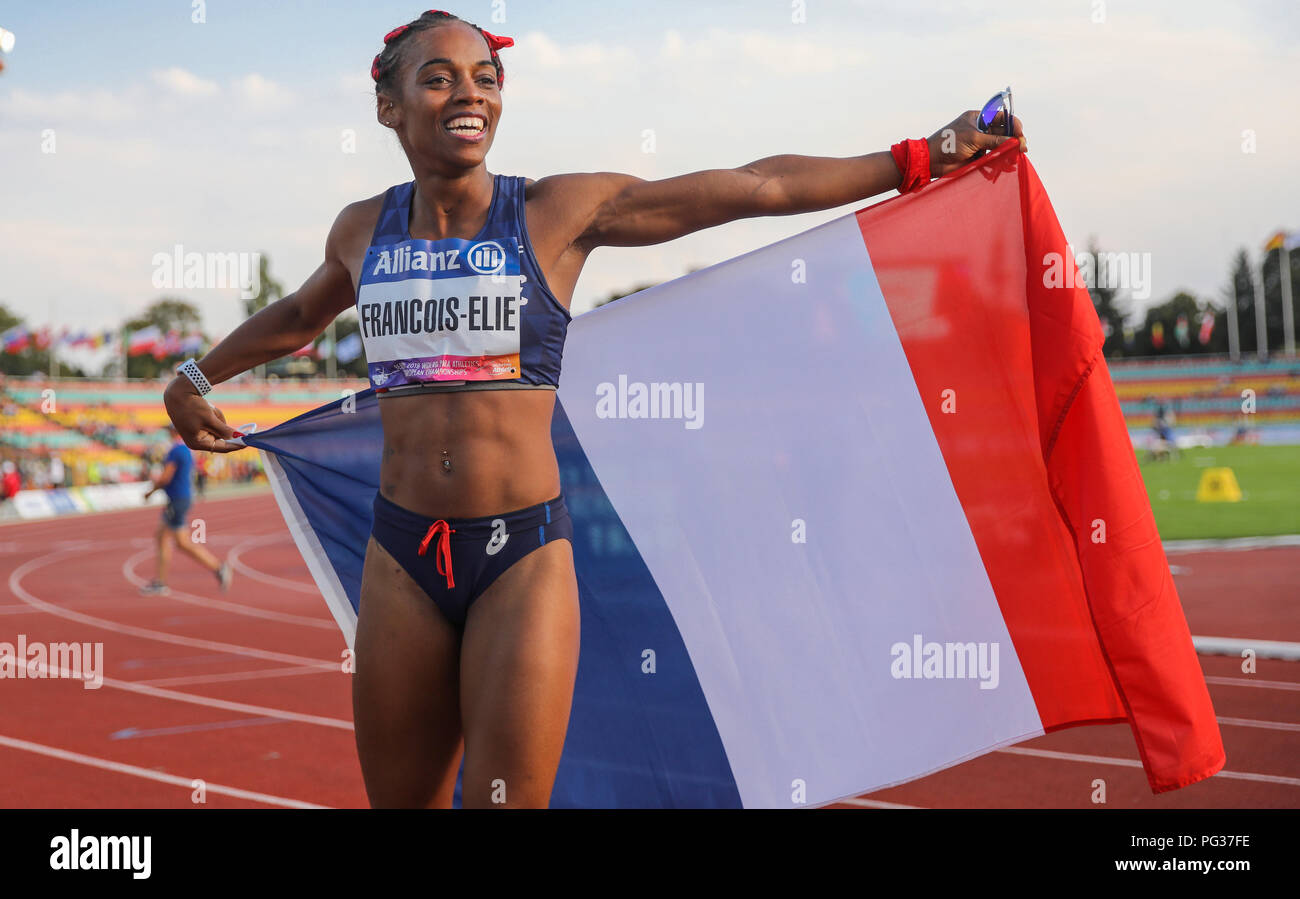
xmin=417 ymin=520 xmax=456 ymax=589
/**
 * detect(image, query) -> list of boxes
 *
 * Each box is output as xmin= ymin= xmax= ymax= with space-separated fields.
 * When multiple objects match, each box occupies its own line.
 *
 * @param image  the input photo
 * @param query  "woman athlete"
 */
xmin=163 ymin=9 xmax=1027 ymax=808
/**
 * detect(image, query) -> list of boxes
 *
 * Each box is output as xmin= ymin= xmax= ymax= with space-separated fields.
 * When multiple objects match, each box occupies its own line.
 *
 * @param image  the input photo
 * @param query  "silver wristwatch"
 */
xmin=176 ymin=358 xmax=213 ymax=396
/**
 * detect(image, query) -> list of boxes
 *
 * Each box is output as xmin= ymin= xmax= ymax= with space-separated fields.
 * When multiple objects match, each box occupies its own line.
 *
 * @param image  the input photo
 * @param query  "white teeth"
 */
xmin=447 ymin=117 xmax=485 ymax=133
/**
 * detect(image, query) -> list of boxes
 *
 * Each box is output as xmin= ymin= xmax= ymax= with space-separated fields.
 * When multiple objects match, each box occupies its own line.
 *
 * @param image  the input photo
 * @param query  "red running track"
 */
xmin=0 ymin=491 xmax=1295 ymax=809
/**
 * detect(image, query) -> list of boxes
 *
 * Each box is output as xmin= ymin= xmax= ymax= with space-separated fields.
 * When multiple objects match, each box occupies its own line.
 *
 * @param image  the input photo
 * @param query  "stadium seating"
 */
xmin=1111 ymin=356 xmax=1300 ymax=432
xmin=4 ymin=361 xmax=1294 ymax=486
xmin=1 ymin=377 xmax=368 ymax=489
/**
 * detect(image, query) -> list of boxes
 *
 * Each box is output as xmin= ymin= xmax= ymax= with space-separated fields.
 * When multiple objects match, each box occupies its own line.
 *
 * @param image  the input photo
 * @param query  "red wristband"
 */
xmin=890 ymin=138 xmax=931 ymax=194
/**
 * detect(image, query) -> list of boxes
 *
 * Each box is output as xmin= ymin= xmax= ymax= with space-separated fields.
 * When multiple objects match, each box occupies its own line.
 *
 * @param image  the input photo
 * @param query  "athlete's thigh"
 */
xmin=174 ymin=527 xmax=201 ymax=552
xmin=459 ymin=538 xmax=580 ymax=808
xmin=353 ymin=535 xmax=464 ymax=808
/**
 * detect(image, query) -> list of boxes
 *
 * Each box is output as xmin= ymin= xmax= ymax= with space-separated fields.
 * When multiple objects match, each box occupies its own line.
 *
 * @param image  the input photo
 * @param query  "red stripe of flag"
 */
xmin=860 ymin=142 xmax=1223 ymax=793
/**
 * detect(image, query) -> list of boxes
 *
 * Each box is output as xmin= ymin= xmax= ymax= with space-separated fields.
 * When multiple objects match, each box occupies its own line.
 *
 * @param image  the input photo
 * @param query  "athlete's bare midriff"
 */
xmin=377 ymin=389 xmax=561 ymax=518
xmin=343 ymin=174 xmax=590 ymax=519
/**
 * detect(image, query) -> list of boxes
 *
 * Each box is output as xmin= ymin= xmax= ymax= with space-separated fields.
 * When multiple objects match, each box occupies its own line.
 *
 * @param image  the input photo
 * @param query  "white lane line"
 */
xmin=1205 ymin=675 xmax=1300 ymax=692
xmin=0 ymin=531 xmax=283 ymax=554
xmin=0 ymin=487 xmax=275 ymax=531
xmin=227 ymin=534 xmax=320 ymax=595
xmin=833 ymin=797 xmax=924 ymax=809
xmin=31 ymin=660 xmax=353 ymax=731
xmin=9 ymin=548 xmax=340 ymax=670
xmin=109 ymin=675 xmax=353 ymax=729
xmin=1164 ymin=534 xmax=1300 ymax=554
xmin=1217 ymin=716 xmax=1300 ymax=733
xmin=996 ymin=746 xmax=1300 ymax=787
xmin=135 ymin=664 xmax=334 ymax=689
xmin=0 ymin=595 xmax=183 ymax=615
xmin=0 ymin=732 xmax=329 ymax=809
xmin=120 ymin=547 xmax=334 ymax=629
xmin=1194 ymin=636 xmax=1300 ymax=660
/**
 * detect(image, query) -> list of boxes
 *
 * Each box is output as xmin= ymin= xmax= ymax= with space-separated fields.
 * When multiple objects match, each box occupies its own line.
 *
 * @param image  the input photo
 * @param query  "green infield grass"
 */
xmin=1138 ymin=443 xmax=1300 ymax=540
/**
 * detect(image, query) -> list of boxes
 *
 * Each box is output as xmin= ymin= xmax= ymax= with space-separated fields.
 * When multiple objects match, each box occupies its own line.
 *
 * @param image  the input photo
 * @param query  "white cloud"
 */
xmin=151 ymin=67 xmax=219 ymax=97
xmin=232 ymin=73 xmax=294 ymax=110
xmin=0 ymin=86 xmax=139 ymax=124
xmin=731 ymin=29 xmax=872 ymax=72
xmin=0 ymin=7 xmax=1296 ymax=346
xmin=520 ymin=31 xmax=635 ymax=69
xmin=662 ymin=29 xmax=684 ymax=58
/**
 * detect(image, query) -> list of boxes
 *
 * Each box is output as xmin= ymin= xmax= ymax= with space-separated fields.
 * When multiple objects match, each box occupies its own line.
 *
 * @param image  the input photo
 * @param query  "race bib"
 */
xmin=356 ymin=236 xmax=524 ymax=388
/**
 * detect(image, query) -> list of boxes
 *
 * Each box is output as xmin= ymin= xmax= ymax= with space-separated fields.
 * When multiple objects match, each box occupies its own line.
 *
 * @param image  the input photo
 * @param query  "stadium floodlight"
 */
xmin=0 ymin=27 xmax=15 ymax=53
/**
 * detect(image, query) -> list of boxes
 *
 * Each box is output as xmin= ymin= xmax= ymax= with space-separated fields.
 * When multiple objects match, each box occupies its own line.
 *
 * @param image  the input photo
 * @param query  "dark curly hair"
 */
xmin=371 ymin=9 xmax=512 ymax=97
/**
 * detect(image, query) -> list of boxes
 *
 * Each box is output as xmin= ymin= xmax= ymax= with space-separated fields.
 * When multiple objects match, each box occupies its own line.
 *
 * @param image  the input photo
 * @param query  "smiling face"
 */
xmin=376 ymin=21 xmax=502 ymax=169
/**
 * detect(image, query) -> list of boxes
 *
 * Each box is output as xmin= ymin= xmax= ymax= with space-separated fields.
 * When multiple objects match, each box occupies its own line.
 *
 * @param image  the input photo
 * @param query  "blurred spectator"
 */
xmin=2 ymin=461 xmax=20 ymax=500
xmin=1153 ymin=400 xmax=1175 ymax=441
xmin=1149 ymin=398 xmax=1179 ymax=462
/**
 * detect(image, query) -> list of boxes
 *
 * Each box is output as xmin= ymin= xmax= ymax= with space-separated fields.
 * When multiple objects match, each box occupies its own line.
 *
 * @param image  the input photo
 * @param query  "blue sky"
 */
xmin=1 ymin=0 xmax=1297 ymax=363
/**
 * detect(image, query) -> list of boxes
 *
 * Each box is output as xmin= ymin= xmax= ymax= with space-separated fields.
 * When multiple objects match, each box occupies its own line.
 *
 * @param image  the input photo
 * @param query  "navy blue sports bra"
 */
xmin=356 ymin=174 xmax=571 ymax=396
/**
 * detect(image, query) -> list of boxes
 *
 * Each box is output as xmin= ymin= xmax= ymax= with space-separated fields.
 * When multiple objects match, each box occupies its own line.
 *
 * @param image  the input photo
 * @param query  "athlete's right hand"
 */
xmin=163 ymin=377 xmax=243 ymax=453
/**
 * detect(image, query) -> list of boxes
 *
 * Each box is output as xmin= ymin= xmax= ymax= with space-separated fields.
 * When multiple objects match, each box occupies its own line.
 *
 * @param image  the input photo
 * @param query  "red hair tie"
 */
xmin=422 ymin=8 xmax=513 ymax=51
xmin=372 ymin=13 xmax=514 ymax=84
xmin=481 ymin=29 xmax=514 ymax=51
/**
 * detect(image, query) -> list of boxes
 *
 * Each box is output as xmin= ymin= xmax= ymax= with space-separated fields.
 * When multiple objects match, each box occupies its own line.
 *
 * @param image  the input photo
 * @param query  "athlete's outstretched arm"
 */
xmin=575 ymin=110 xmax=1024 ymax=249
xmin=162 ymin=202 xmax=371 ymax=453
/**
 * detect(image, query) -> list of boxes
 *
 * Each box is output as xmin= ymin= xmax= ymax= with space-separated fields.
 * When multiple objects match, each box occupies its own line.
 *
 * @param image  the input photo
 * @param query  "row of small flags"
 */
xmin=0 ymin=325 xmax=206 ymax=358
xmin=1 ymin=326 xmax=122 ymax=354
xmin=1101 ymin=311 xmax=1216 ymax=351
xmin=1263 ymin=230 xmax=1299 ymax=253
xmin=6 ymin=231 xmax=1292 ymax=365
xmin=125 ymin=326 xmax=206 ymax=359
xmin=1150 ymin=312 xmax=1216 ymax=351
xmin=289 ymin=333 xmax=362 ymax=363
xmin=0 ymin=323 xmax=366 ymax=364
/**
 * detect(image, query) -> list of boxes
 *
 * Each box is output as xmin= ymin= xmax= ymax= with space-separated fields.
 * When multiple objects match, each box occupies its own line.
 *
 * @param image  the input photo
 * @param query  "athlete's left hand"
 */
xmin=925 ymin=110 xmax=1027 ymax=177
xmin=164 ymin=377 xmax=243 ymax=453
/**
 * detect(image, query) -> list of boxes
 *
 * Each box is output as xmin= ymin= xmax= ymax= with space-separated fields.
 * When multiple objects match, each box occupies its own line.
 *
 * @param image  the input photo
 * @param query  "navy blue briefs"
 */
xmin=369 ymin=490 xmax=573 ymax=629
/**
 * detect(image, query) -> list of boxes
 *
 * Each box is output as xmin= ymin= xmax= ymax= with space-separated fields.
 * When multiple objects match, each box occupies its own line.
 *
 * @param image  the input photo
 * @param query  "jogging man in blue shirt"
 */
xmin=141 ymin=424 xmax=232 ymax=595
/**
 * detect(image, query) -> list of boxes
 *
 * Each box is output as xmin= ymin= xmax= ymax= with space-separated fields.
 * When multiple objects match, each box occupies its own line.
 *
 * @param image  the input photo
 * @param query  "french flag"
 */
xmin=127 ymin=326 xmax=162 ymax=357
xmin=243 ymin=144 xmax=1223 ymax=807
xmin=1 ymin=325 xmax=29 ymax=353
